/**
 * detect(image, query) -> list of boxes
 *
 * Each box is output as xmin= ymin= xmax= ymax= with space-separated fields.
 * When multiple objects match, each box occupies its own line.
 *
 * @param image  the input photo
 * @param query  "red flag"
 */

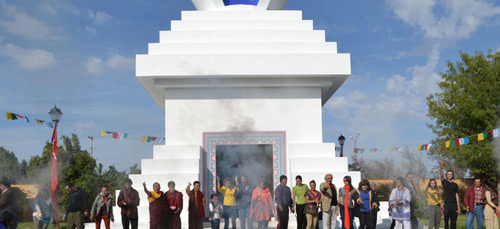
xmin=51 ymin=123 xmax=60 ymax=228
xmin=112 ymin=132 xmax=119 ymax=139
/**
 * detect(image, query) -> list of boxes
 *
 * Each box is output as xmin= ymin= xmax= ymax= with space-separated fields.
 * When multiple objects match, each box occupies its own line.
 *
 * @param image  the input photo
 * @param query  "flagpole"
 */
xmin=49 ymin=105 xmax=63 ymax=229
xmin=51 ymin=123 xmax=60 ymax=229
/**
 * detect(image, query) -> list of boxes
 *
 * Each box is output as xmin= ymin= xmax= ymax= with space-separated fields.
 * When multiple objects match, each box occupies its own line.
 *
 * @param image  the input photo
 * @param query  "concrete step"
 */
xmin=159 ymin=30 xmax=325 ymax=43
xmin=171 ymin=19 xmax=313 ymax=31
xmin=181 ymin=10 xmax=303 ymax=21
xmin=148 ymin=42 xmax=337 ymax=55
xmin=153 ymin=145 xmax=201 ymax=159
xmin=141 ymin=158 xmax=200 ymax=174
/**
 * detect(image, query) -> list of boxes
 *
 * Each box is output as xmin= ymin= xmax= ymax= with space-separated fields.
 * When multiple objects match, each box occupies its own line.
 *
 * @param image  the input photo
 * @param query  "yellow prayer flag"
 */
xmin=101 ymin=130 xmax=108 ymax=136
xmin=142 ymin=136 xmax=148 ymax=142
xmin=478 ymin=133 xmax=485 ymax=141
xmin=445 ymin=141 xmax=450 ymax=148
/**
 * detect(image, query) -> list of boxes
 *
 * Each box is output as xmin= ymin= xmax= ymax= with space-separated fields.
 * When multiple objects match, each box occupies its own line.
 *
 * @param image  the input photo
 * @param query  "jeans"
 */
xmin=444 ymin=203 xmax=457 ymax=229
xmin=370 ymin=210 xmax=378 ymax=229
xmin=339 ymin=205 xmax=354 ymax=229
xmin=296 ymin=204 xmax=307 ymax=229
xmin=428 ymin=204 xmax=441 ymax=229
xmin=322 ymin=205 xmax=337 ymax=229
xmin=410 ymin=204 xmax=418 ymax=229
xmin=466 ymin=205 xmax=484 ymax=229
xmin=224 ymin=206 xmax=237 ymax=229
xmin=121 ymin=215 xmax=138 ymax=229
xmin=277 ymin=206 xmax=289 ymax=229
xmin=257 ymin=221 xmax=269 ymax=229
xmin=359 ymin=212 xmax=372 ymax=229
xmin=211 ymin=219 xmax=221 ymax=229
xmin=239 ymin=208 xmax=253 ymax=229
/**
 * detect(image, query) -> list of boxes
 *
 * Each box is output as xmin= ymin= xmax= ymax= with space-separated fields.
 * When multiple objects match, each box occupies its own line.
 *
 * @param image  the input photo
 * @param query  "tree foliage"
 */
xmin=0 ymin=147 xmax=21 ymax=183
xmin=427 ymin=51 xmax=500 ymax=179
xmin=26 ymin=134 xmax=130 ymax=217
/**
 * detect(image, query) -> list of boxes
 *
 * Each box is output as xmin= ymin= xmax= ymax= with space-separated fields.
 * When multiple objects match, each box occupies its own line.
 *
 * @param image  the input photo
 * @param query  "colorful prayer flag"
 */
xmin=445 ymin=141 xmax=450 ymax=148
xmin=459 ymin=137 xmax=470 ymax=145
xmin=101 ymin=130 xmax=108 ymax=136
xmin=425 ymin=143 xmax=435 ymax=150
xmin=493 ymin=129 xmax=499 ymax=138
xmin=141 ymin=136 xmax=148 ymax=142
xmin=35 ymin=119 xmax=44 ymax=125
xmin=478 ymin=132 xmax=489 ymax=141
xmin=6 ymin=112 xmax=18 ymax=120
xmin=112 ymin=132 xmax=119 ymax=139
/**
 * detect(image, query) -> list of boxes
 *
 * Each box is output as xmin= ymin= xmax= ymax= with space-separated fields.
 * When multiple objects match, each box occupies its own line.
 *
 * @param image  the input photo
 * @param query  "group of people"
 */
xmin=2 ymin=162 xmax=500 ymax=229
xmin=389 ymin=159 xmax=500 ymax=229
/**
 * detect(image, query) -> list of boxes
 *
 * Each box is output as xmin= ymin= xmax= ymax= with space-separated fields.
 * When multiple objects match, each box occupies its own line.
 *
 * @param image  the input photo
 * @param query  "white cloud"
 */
xmin=0 ymin=42 xmax=56 ymax=69
xmin=327 ymin=0 xmax=500 ymax=143
xmin=71 ymin=121 xmax=97 ymax=134
xmin=84 ymin=57 xmax=104 ymax=75
xmin=0 ymin=1 xmax=55 ymax=40
xmin=105 ymin=55 xmax=134 ymax=70
xmin=88 ymin=10 xmax=111 ymax=25
xmin=84 ymin=55 xmax=134 ymax=76
xmin=387 ymin=0 xmax=500 ymax=41
xmin=85 ymin=25 xmax=97 ymax=35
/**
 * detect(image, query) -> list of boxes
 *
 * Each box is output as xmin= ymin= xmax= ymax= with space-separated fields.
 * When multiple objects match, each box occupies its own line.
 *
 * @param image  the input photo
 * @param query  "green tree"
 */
xmin=0 ymin=147 xmax=20 ymax=183
xmin=427 ymin=51 xmax=500 ymax=179
xmin=129 ymin=164 xmax=141 ymax=174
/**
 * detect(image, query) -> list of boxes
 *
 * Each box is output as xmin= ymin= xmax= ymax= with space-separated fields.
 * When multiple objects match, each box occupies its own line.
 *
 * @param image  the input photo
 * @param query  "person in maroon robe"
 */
xmin=143 ymin=182 xmax=165 ymax=229
xmin=165 ymin=181 xmax=183 ymax=229
xmin=186 ymin=181 xmax=206 ymax=229
xmin=117 ymin=178 xmax=140 ymax=229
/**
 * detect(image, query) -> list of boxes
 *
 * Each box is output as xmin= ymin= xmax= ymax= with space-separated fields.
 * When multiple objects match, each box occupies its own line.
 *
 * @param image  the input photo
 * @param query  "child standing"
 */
xmin=209 ymin=194 xmax=223 ymax=229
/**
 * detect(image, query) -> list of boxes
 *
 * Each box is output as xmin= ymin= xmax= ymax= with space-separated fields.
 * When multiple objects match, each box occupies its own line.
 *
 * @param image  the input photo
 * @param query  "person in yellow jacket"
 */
xmin=217 ymin=176 xmax=239 ymax=229
xmin=426 ymin=179 xmax=443 ymax=229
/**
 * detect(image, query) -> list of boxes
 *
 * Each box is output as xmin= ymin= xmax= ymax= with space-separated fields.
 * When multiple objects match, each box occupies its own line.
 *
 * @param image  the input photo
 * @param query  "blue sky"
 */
xmin=1 ymin=0 xmax=500 ymax=171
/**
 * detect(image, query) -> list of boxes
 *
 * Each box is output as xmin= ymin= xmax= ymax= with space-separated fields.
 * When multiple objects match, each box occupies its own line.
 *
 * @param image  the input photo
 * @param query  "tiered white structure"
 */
xmin=111 ymin=0 xmax=361 ymax=228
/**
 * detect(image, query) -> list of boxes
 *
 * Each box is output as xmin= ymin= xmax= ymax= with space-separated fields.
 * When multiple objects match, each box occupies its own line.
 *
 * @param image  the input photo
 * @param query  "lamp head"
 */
xmin=338 ymin=134 xmax=345 ymax=146
xmin=48 ymin=105 xmax=63 ymax=124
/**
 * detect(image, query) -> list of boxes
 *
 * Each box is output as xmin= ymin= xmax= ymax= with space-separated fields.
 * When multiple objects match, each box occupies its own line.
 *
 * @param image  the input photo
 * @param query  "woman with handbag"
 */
xmin=304 ymin=180 xmax=321 ymax=229
xmin=250 ymin=181 xmax=276 ymax=229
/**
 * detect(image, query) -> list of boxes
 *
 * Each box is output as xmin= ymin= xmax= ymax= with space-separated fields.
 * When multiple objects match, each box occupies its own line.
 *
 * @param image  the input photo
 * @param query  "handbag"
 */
xmin=304 ymin=191 xmax=319 ymax=214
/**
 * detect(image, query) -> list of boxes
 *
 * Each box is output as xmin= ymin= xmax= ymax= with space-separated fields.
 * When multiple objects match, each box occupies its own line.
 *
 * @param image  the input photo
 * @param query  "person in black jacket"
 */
xmin=237 ymin=175 xmax=253 ymax=229
xmin=63 ymin=183 xmax=88 ymax=229
xmin=0 ymin=181 xmax=19 ymax=229
xmin=369 ymin=182 xmax=380 ymax=229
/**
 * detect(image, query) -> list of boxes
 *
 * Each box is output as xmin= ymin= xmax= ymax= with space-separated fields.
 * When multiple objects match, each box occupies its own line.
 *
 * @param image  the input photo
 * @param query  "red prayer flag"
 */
xmin=51 ymin=123 xmax=60 ymax=227
xmin=112 ymin=132 xmax=119 ymax=139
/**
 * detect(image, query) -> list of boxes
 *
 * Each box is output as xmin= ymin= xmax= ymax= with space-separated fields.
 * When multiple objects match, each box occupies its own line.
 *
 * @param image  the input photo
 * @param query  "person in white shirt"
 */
xmin=209 ymin=194 xmax=223 ymax=229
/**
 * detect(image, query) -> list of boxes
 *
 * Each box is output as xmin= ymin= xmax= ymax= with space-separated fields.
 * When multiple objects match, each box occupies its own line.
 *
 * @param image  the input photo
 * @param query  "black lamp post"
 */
xmin=48 ymin=105 xmax=62 ymax=229
xmin=49 ymin=105 xmax=63 ymax=124
xmin=338 ymin=134 xmax=345 ymax=157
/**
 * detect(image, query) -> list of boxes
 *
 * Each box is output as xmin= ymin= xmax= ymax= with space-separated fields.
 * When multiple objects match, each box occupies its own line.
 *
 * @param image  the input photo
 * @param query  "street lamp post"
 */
xmin=350 ymin=132 xmax=361 ymax=169
xmin=49 ymin=105 xmax=62 ymax=229
xmin=338 ymin=134 xmax=345 ymax=157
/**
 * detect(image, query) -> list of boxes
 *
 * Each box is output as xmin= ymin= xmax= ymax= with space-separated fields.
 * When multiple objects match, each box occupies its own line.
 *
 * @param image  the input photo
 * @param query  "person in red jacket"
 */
xmin=165 ymin=181 xmax=183 ymax=229
xmin=186 ymin=181 xmax=206 ymax=229
xmin=117 ymin=178 xmax=140 ymax=229
xmin=464 ymin=178 xmax=484 ymax=229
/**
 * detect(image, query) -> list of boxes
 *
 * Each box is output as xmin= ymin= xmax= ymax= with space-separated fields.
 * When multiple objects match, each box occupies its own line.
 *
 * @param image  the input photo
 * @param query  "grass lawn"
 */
xmin=420 ymin=213 xmax=500 ymax=229
xmin=18 ymin=222 xmax=68 ymax=229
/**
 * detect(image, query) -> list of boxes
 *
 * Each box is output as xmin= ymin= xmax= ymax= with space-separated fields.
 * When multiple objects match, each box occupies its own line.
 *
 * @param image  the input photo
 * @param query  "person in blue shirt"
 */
xmin=275 ymin=175 xmax=294 ymax=229
xmin=356 ymin=179 xmax=376 ymax=229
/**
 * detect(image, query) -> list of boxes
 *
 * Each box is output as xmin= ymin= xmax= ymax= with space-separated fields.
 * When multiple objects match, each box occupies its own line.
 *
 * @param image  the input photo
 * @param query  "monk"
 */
xmin=186 ymin=181 xmax=206 ymax=229
xmin=250 ymin=181 xmax=276 ymax=229
xmin=165 ymin=181 xmax=183 ymax=229
xmin=143 ymin=182 xmax=165 ymax=229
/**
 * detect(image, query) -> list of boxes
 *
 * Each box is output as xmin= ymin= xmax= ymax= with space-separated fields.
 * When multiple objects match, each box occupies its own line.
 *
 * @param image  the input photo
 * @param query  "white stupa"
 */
xmin=112 ymin=0 xmax=361 ymax=228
